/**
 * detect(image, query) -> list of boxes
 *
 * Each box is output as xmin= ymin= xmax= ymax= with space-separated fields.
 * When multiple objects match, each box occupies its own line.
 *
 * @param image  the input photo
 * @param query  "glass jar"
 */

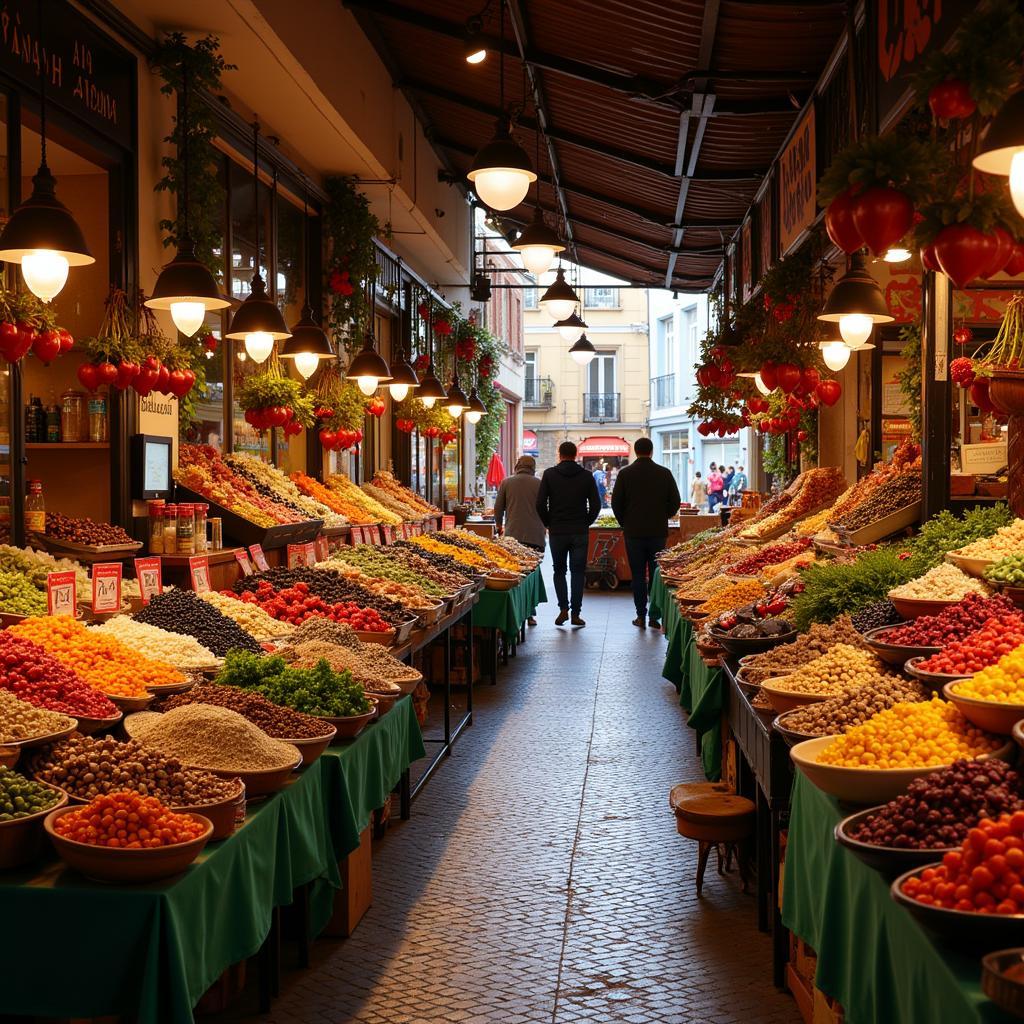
xmin=163 ymin=505 xmax=178 ymax=552
xmin=176 ymin=502 xmax=195 ymax=554
xmin=25 ymin=479 xmax=45 ymax=534
xmin=148 ymin=501 xmax=165 ymax=554
xmin=88 ymin=395 xmax=108 ymax=443
xmin=193 ymin=503 xmax=208 ymax=553
xmin=60 ymin=390 xmax=86 ymax=442
xmin=209 ymin=517 xmax=223 ymax=550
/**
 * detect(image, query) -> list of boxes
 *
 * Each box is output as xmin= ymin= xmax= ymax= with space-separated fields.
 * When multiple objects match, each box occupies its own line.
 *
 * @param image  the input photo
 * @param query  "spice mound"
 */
xmin=0 ymin=766 xmax=61 ymax=820
xmin=0 ymin=689 xmax=75 ymax=743
xmin=31 ymin=733 xmax=240 ymax=806
xmin=54 ymin=791 xmax=207 ymax=848
xmin=765 ymin=643 xmax=886 ymax=697
xmin=161 ymin=684 xmax=334 ymax=739
xmin=780 ymin=675 xmax=929 ymax=737
xmin=128 ymin=704 xmax=300 ymax=773
xmin=282 ymin=640 xmax=415 ymax=686
xmin=134 ymin=590 xmax=262 ymax=657
xmin=91 ymin=616 xmax=218 ymax=669
xmin=889 ymin=563 xmax=991 ymax=602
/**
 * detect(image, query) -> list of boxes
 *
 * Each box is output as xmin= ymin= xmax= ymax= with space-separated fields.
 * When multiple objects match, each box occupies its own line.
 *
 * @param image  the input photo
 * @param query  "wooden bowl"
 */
xmin=0 ymin=745 xmax=19 ymax=769
xmin=366 ymin=690 xmax=400 ymax=717
xmin=944 ymin=552 xmax=998 ymax=579
xmin=355 ymin=629 xmax=396 ymax=646
xmin=790 ymin=736 xmax=1013 ymax=805
xmin=485 ymin=575 xmax=518 ymax=591
xmin=888 ymin=595 xmax=962 ymax=621
xmin=759 ymin=677 xmax=836 ymax=715
xmin=860 ymin=625 xmax=938 ymax=667
xmin=44 ymin=806 xmax=212 ymax=883
xmin=835 ymin=806 xmax=959 ymax=879
xmin=982 ymin=949 xmax=1024 ymax=1018
xmin=319 ymin=700 xmax=378 ymax=742
xmin=73 ymin=710 xmax=123 ymax=735
xmin=904 ymin=657 xmax=971 ymax=693
xmin=105 ymin=692 xmax=155 ymax=714
xmin=772 ymin=709 xmax=831 ymax=747
xmin=945 ymin=681 xmax=1024 ymax=735
xmin=0 ymin=785 xmax=66 ymax=868
xmin=282 ymin=726 xmax=337 ymax=767
xmin=3 ymin=719 xmax=77 ymax=750
xmin=146 ymin=678 xmax=198 ymax=697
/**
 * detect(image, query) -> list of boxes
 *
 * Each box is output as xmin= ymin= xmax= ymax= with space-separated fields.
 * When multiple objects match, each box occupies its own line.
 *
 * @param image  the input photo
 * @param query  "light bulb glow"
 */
xmin=465 ymin=409 xmax=483 ymax=424
xmin=519 ymin=245 xmax=557 ymax=277
xmin=244 ymin=331 xmax=274 ymax=363
xmin=237 ymin=350 xmax=247 ymax=362
xmin=469 ymin=168 xmax=533 ymax=211
xmin=883 ymin=247 xmax=912 ymax=263
xmin=754 ymin=373 xmax=771 ymax=396
xmin=466 ymin=47 xmax=486 ymax=64
xmin=294 ymin=351 xmax=320 ymax=379
xmin=170 ymin=301 xmax=206 ymax=337
xmin=820 ymin=340 xmax=852 ymax=372
xmin=389 ymin=382 xmax=410 ymax=402
xmin=21 ymin=250 xmax=69 ymax=301
xmin=558 ymin=323 xmax=585 ymax=343
xmin=357 ymin=376 xmax=379 ymax=396
xmin=838 ymin=313 xmax=874 ymax=349
xmin=542 ymin=297 xmax=576 ymax=322
xmin=569 ymin=348 xmax=596 ymax=366
xmin=1011 ymin=151 xmax=1024 ymax=219
xmin=447 ymin=402 xmax=465 ymax=418
xmin=421 ymin=395 xmax=437 ymax=409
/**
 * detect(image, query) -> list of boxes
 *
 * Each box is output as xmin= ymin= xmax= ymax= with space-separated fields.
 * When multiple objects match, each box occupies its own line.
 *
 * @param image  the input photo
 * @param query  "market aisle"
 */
xmin=246 ymin=580 xmax=795 ymax=1024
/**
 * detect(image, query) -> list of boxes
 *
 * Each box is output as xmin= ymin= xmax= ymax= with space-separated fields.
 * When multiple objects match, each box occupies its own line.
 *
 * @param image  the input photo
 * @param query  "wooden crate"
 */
xmin=323 ymin=825 xmax=373 ymax=938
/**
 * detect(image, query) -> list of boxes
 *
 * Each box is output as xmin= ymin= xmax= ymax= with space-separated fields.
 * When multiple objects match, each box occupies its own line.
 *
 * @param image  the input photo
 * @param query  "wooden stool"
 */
xmin=669 ymin=783 xmax=755 ymax=896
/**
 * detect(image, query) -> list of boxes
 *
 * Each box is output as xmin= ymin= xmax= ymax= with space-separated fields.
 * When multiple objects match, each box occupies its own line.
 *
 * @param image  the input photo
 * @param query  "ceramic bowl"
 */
xmin=709 ymin=627 xmax=798 ymax=657
xmin=904 ymin=657 xmax=971 ymax=693
xmin=860 ymin=625 xmax=939 ymax=668
xmin=319 ymin=699 xmax=378 ymax=742
xmin=0 ymin=785 xmax=67 ymax=869
xmin=981 ymin=949 xmax=1024 ymax=1018
xmin=835 ymin=806 xmax=958 ymax=879
xmin=944 ymin=681 xmax=1024 ymax=734
xmin=888 ymin=596 xmax=961 ymax=621
xmin=73 ymin=710 xmax=123 ymax=735
xmin=3 ymin=719 xmax=77 ymax=750
xmin=283 ymin=725 xmax=337 ymax=768
xmin=759 ymin=678 xmax=835 ymax=715
xmin=944 ymin=552 xmax=998 ymax=579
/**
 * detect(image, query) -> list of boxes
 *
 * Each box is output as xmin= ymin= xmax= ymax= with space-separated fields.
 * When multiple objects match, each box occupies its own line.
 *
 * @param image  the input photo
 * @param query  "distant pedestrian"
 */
xmin=611 ymin=438 xmax=681 ymax=629
xmin=690 ymin=472 xmax=707 ymax=509
xmin=494 ymin=455 xmax=546 ymax=626
xmin=537 ymin=441 xmax=601 ymax=627
xmin=707 ymin=465 xmax=725 ymax=512
xmin=592 ymin=465 xmax=607 ymax=507
xmin=721 ymin=465 xmax=736 ymax=506
xmin=730 ymin=465 xmax=748 ymax=503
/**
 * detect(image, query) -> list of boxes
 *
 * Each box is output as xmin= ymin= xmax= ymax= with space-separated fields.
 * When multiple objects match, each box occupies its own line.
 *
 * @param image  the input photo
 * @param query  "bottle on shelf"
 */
xmin=24 ymin=479 xmax=45 ymax=535
xmin=45 ymin=389 xmax=61 ymax=443
xmin=24 ymin=394 xmax=36 ymax=443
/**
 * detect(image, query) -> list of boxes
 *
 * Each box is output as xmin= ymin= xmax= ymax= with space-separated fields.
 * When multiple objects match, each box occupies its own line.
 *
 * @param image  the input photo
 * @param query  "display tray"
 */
xmin=738 ymin=499 xmax=834 ymax=543
xmin=173 ymin=485 xmax=323 ymax=550
xmin=28 ymin=532 xmax=143 ymax=559
xmin=832 ymin=501 xmax=922 ymax=546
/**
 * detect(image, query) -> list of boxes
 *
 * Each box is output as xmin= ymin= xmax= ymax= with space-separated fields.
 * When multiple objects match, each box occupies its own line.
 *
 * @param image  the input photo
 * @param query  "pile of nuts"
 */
xmin=282 ymin=640 xmax=414 ymax=685
xmin=876 ymin=593 xmax=1016 ymax=647
xmin=161 ymin=684 xmax=334 ymax=739
xmin=31 ymin=733 xmax=240 ymax=805
xmin=134 ymin=590 xmax=262 ymax=657
xmin=890 ymin=563 xmax=991 ymax=602
xmin=762 ymin=643 xmax=884 ymax=696
xmin=199 ymin=590 xmax=295 ymax=641
xmin=289 ymin=618 xmax=363 ymax=650
xmin=953 ymin=519 xmax=1024 ymax=560
xmin=831 ymin=473 xmax=922 ymax=532
xmin=43 ymin=512 xmax=134 ymax=546
xmin=741 ymin=617 xmax=867 ymax=684
xmin=779 ymin=675 xmax=929 ymax=737
xmin=0 ymin=689 xmax=74 ymax=743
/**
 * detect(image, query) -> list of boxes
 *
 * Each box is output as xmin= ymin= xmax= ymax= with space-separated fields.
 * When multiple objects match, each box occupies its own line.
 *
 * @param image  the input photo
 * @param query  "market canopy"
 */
xmin=577 ymin=436 xmax=631 ymax=458
xmin=344 ymin=0 xmax=846 ymax=290
xmin=522 ymin=429 xmax=538 ymax=454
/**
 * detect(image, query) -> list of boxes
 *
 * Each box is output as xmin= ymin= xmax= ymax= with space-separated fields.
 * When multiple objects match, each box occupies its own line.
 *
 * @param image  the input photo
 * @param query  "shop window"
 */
xmin=660 ymin=430 xmax=689 ymax=495
xmin=584 ymin=286 xmax=619 ymax=309
xmin=523 ymin=284 xmax=538 ymax=309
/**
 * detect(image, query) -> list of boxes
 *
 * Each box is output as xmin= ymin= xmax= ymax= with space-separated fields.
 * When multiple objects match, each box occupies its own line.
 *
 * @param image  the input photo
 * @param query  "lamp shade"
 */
xmin=540 ymin=268 xmax=580 ymax=322
xmin=820 ymin=340 xmax=852 ymax=371
xmin=467 ymin=118 xmax=536 ymax=211
xmin=973 ymin=90 xmax=1024 ymax=175
xmin=146 ymin=240 xmax=230 ymax=337
xmin=387 ymin=351 xmax=420 ymax=401
xmin=568 ymin=333 xmax=596 ymax=366
xmin=818 ymin=252 xmax=893 ymax=327
xmin=279 ymin=304 xmax=333 ymax=379
xmin=464 ymin=386 xmax=486 ymax=424
xmin=346 ymin=333 xmax=392 ymax=395
xmin=418 ymin=364 xmax=447 ymax=408
xmin=511 ymin=208 xmax=564 ymax=277
xmin=445 ymin=379 xmax=469 ymax=417
xmin=556 ymin=311 xmax=587 ymax=343
xmin=226 ymin=274 xmax=292 ymax=343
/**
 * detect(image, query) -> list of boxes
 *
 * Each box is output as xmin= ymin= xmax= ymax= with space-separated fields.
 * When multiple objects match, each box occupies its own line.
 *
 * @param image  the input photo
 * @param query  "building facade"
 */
xmin=523 ymin=270 xmax=648 ymax=480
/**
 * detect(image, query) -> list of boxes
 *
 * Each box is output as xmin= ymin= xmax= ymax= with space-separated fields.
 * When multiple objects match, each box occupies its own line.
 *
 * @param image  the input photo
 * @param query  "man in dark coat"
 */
xmin=611 ymin=437 xmax=682 ymax=629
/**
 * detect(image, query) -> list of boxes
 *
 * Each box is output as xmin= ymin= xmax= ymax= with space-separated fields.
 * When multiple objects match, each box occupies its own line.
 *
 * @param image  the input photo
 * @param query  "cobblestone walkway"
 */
xmin=252 ymin=581 xmax=796 ymax=1024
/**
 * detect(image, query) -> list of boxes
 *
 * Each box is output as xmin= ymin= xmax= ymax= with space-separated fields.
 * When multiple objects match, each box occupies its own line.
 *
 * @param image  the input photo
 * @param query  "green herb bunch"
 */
xmin=904 ymin=504 xmax=1014 ymax=576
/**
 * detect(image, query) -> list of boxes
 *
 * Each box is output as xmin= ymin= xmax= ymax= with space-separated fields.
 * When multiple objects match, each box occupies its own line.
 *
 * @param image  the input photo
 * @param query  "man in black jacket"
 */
xmin=611 ymin=437 xmax=682 ymax=629
xmin=536 ymin=440 xmax=601 ymax=627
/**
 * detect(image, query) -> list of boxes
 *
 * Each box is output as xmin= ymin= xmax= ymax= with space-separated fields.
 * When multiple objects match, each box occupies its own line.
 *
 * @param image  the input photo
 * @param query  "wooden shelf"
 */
xmin=26 ymin=442 xmax=110 ymax=450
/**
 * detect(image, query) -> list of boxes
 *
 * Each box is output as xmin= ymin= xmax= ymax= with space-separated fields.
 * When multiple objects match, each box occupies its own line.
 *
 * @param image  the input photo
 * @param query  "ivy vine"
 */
xmin=896 ymin=321 xmax=923 ymax=441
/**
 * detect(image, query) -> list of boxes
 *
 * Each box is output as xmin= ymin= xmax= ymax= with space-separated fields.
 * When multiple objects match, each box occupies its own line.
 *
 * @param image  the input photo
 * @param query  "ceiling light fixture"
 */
xmin=465 ymin=383 xmax=486 ymax=424
xmin=464 ymin=14 xmax=486 ymax=64
xmin=819 ymin=340 xmax=852 ymax=371
xmin=556 ymin=310 xmax=587 ymax=343
xmin=0 ymin=0 xmax=94 ymax=300
xmin=974 ymin=90 xmax=1024 ymax=217
xmin=817 ymin=250 xmax=893 ymax=349
xmin=568 ymin=332 xmax=596 ymax=366
xmin=226 ymin=121 xmax=291 ymax=362
xmin=445 ymin=354 xmax=469 ymax=418
xmin=345 ymin=273 xmax=391 ymax=396
xmin=540 ymin=267 xmax=580 ymax=322
xmin=883 ymin=246 xmax=913 ymax=263
xmin=511 ymin=127 xmax=564 ymax=275
xmin=418 ymin=302 xmax=447 ymax=408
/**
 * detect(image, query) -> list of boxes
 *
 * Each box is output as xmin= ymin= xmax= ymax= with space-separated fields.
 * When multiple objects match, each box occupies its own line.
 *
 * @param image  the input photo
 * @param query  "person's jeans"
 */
xmin=549 ymin=533 xmax=588 ymax=614
xmin=707 ymin=490 xmax=722 ymax=512
xmin=625 ymin=536 xmax=665 ymax=619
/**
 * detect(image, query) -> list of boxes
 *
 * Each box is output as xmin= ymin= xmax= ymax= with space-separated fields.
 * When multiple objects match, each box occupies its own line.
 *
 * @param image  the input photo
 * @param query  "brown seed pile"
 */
xmin=0 ymin=689 xmax=74 ymax=743
xmin=283 ymin=640 xmax=411 ymax=689
xmin=780 ymin=675 xmax=931 ymax=737
xmin=741 ymin=616 xmax=866 ymax=683
xmin=289 ymin=618 xmax=364 ymax=651
xmin=31 ymin=733 xmax=239 ymax=805
xmin=161 ymin=684 xmax=334 ymax=739
xmin=129 ymin=705 xmax=300 ymax=772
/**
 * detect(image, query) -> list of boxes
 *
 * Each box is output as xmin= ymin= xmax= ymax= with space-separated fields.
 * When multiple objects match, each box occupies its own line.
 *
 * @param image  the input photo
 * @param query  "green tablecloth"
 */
xmin=783 ymin=770 xmax=1014 ymax=1024
xmin=679 ymin=636 xmax=724 ymax=781
xmin=0 ymin=696 xmax=424 ymax=1023
xmin=471 ymin=567 xmax=547 ymax=640
xmin=650 ymin=568 xmax=689 ymax=689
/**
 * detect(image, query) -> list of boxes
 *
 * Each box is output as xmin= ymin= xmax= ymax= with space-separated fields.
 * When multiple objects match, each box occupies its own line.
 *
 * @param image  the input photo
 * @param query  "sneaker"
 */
xmin=527 ymin=616 xmax=537 ymax=626
xmin=555 ymin=610 xmax=569 ymax=625
xmin=632 ymin=617 xmax=646 ymax=629
xmin=571 ymin=615 xmax=586 ymax=628
xmin=649 ymin=619 xmax=662 ymax=629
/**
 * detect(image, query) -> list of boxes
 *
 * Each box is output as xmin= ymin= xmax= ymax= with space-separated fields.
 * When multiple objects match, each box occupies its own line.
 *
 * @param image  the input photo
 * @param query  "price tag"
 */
xmin=441 ymin=515 xmax=455 ymax=531
xmin=46 ymin=571 xmax=77 ymax=617
xmin=134 ymin=557 xmax=163 ymax=606
xmin=351 ymin=526 xmax=364 ymax=545
xmin=91 ymin=563 xmax=122 ymax=614
xmin=287 ymin=543 xmax=303 ymax=568
xmin=303 ymin=542 xmax=317 ymax=566
xmin=249 ymin=544 xmax=270 ymax=572
xmin=366 ymin=526 xmax=380 ymax=546
xmin=234 ymin=550 xmax=254 ymax=576
xmin=381 ymin=524 xmax=394 ymax=545
xmin=412 ymin=522 xmax=422 ymax=536
xmin=189 ymin=555 xmax=211 ymax=594
xmin=316 ymin=536 xmax=330 ymax=562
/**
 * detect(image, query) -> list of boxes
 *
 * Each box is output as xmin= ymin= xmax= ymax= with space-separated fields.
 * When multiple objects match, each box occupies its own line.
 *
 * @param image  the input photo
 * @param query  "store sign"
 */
xmin=442 ymin=515 xmax=456 ymax=531
xmin=234 ymin=550 xmax=254 ymax=576
xmin=133 ymin=557 xmax=162 ymax=605
xmin=91 ymin=563 xmax=121 ymax=614
xmin=778 ymin=106 xmax=816 ymax=254
xmin=189 ymin=556 xmax=211 ymax=594
xmin=961 ymin=441 xmax=1008 ymax=475
xmin=0 ymin=0 xmax=135 ymax=149
xmin=249 ymin=545 xmax=270 ymax=572
xmin=46 ymin=570 xmax=76 ymax=616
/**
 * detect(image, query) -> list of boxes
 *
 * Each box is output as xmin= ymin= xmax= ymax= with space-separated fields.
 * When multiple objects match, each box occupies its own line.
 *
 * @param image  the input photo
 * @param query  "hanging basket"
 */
xmin=988 ymin=370 xmax=1024 ymax=417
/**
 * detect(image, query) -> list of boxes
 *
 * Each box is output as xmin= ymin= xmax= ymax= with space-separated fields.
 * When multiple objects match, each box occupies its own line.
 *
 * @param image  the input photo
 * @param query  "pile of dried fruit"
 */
xmin=917 ymin=612 xmax=1024 ymax=676
xmin=890 ymin=563 xmax=990 ymax=602
xmin=875 ymin=593 xmax=1016 ymax=647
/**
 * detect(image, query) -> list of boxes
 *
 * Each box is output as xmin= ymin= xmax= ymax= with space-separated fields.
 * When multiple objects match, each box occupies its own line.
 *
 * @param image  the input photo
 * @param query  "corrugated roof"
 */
xmin=346 ymin=0 xmax=845 ymax=290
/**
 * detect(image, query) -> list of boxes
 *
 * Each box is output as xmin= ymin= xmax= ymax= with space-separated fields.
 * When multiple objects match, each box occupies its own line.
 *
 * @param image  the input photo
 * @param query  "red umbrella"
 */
xmin=486 ymin=452 xmax=506 ymax=488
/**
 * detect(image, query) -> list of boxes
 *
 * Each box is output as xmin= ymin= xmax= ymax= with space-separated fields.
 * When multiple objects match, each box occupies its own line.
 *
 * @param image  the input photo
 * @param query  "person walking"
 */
xmin=611 ymin=438 xmax=681 ymax=629
xmin=730 ymin=465 xmax=748 ymax=504
xmin=493 ymin=455 xmax=546 ymax=626
xmin=707 ymin=464 xmax=725 ymax=512
xmin=592 ymin=464 xmax=608 ymax=508
xmin=721 ymin=465 xmax=736 ymax=507
xmin=537 ymin=441 xmax=601 ymax=627
xmin=689 ymin=471 xmax=707 ymax=509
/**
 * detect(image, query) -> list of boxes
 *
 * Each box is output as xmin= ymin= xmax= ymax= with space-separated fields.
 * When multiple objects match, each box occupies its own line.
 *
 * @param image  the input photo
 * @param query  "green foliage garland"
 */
xmin=896 ymin=321 xmax=923 ymax=441
xmin=817 ymin=134 xmax=942 ymax=207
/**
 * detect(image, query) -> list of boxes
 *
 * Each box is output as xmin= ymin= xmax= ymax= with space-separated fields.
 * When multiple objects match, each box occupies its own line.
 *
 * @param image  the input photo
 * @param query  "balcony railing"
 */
xmin=583 ymin=393 xmax=621 ymax=422
xmin=652 ymin=374 xmax=676 ymax=409
xmin=524 ymin=376 xmax=554 ymax=409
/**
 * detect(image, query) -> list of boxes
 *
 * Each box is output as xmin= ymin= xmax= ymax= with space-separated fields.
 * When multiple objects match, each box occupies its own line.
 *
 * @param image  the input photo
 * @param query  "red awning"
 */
xmin=577 ymin=436 xmax=631 ymax=457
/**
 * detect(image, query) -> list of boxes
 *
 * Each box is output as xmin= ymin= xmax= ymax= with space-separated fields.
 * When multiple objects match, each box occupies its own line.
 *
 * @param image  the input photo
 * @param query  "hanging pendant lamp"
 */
xmin=146 ymin=51 xmax=229 ymax=335
xmin=568 ymin=332 xmax=596 ymax=366
xmin=540 ymin=267 xmax=580 ymax=322
xmin=974 ymin=90 xmax=1024 ymax=217
xmin=511 ymin=128 xmax=563 ymax=275
xmin=345 ymin=272 xmax=391 ymax=395
xmin=464 ymin=383 xmax=487 ymax=424
xmin=226 ymin=121 xmax=291 ymax=361
xmin=819 ymin=340 xmax=852 ymax=371
xmin=466 ymin=1 xmax=535 ymax=211
xmin=0 ymin=0 xmax=93 ymax=300
xmin=445 ymin=347 xmax=468 ymax=418
xmin=388 ymin=347 xmax=419 ymax=401
xmin=556 ymin=310 xmax=587 ymax=343
xmin=817 ymin=251 xmax=893 ymax=349
xmin=418 ymin=304 xmax=446 ymax=408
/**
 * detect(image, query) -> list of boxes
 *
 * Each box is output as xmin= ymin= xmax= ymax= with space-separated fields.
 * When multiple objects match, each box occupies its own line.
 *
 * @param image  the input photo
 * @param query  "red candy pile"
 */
xmin=918 ymin=612 xmax=1024 ymax=675
xmin=726 ymin=538 xmax=812 ymax=577
xmin=238 ymin=580 xmax=391 ymax=631
xmin=0 ymin=632 xmax=117 ymax=718
xmin=878 ymin=593 xmax=1017 ymax=648
xmin=901 ymin=812 xmax=1024 ymax=915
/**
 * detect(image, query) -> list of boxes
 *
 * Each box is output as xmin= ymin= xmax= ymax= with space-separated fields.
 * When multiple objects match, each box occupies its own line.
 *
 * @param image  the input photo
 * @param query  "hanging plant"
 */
xmin=151 ymin=33 xmax=235 ymax=275
xmin=979 ymin=293 xmax=1024 ymax=372
xmin=237 ymin=356 xmax=315 ymax=433
xmin=895 ymin=321 xmax=923 ymax=440
xmin=0 ymin=285 xmax=67 ymax=366
xmin=324 ymin=177 xmax=380 ymax=355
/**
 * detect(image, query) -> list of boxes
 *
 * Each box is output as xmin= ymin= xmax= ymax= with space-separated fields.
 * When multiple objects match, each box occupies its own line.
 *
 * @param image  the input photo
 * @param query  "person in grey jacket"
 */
xmin=493 ymin=455 xmax=546 ymax=626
